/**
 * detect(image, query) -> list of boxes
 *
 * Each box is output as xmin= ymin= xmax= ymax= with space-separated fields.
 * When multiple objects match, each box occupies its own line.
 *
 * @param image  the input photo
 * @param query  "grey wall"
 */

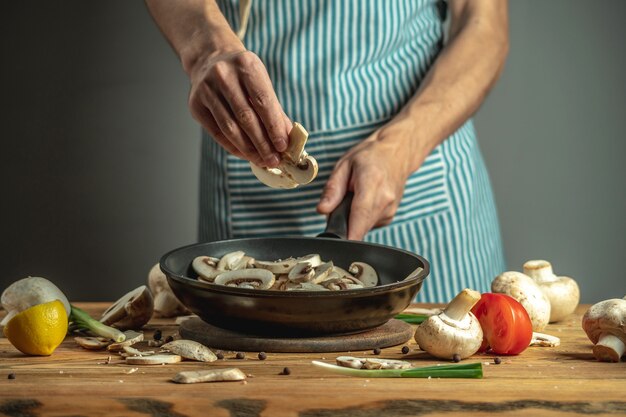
xmin=1 ymin=1 xmax=624 ymax=303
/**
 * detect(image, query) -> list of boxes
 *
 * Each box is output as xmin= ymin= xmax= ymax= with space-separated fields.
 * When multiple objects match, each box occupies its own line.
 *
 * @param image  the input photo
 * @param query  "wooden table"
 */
xmin=1 ymin=304 xmax=625 ymax=417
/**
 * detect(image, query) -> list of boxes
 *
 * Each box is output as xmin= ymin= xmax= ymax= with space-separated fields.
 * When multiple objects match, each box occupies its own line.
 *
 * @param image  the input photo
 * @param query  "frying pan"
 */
xmin=160 ymin=193 xmax=429 ymax=336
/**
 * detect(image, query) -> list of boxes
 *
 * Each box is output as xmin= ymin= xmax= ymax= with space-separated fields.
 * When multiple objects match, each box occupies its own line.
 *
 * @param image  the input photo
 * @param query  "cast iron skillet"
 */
xmin=160 ymin=193 xmax=429 ymax=336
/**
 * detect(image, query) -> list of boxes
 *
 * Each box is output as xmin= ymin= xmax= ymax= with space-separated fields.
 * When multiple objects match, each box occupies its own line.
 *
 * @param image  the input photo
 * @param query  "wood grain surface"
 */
xmin=1 ymin=303 xmax=625 ymax=417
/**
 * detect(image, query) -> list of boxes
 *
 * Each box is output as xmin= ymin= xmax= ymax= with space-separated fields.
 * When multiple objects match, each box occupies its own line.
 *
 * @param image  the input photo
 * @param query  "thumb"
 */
xmin=317 ymin=161 xmax=351 ymax=214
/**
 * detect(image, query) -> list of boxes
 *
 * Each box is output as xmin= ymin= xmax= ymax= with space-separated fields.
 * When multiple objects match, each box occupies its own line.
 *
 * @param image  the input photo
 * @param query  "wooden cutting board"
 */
xmin=179 ymin=317 xmax=414 ymax=352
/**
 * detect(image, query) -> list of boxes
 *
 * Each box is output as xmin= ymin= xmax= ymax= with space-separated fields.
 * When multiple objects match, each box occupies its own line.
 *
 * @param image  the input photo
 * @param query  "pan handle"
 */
xmin=317 ymin=192 xmax=353 ymax=240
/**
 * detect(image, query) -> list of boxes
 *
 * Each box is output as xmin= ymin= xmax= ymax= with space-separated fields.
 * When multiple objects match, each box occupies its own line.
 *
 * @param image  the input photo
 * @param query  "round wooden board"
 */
xmin=179 ymin=318 xmax=413 ymax=353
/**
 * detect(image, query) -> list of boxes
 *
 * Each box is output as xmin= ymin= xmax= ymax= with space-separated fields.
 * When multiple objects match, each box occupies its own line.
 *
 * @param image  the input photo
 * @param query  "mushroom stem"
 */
xmin=443 ymin=289 xmax=482 ymax=322
xmin=523 ymin=260 xmax=557 ymax=283
xmin=593 ymin=333 xmax=626 ymax=362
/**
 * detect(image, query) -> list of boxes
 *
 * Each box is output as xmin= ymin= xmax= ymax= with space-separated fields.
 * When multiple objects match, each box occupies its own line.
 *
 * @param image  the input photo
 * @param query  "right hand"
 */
xmin=188 ymin=49 xmax=291 ymax=168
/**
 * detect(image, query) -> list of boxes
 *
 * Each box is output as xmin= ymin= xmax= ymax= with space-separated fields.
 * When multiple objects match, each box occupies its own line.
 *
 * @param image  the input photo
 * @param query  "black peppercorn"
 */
xmin=236 ymin=352 xmax=245 ymax=360
xmin=216 ymin=352 xmax=224 ymax=360
xmin=452 ymin=353 xmax=461 ymax=363
xmin=494 ymin=357 xmax=502 ymax=365
xmin=401 ymin=346 xmax=410 ymax=354
xmin=258 ymin=352 xmax=267 ymax=360
xmin=8 ymin=373 xmax=16 ymax=380
xmin=281 ymin=367 xmax=291 ymax=375
xmin=373 ymin=347 xmax=381 ymax=355
xmin=164 ymin=335 xmax=174 ymax=343
xmin=153 ymin=330 xmax=162 ymax=341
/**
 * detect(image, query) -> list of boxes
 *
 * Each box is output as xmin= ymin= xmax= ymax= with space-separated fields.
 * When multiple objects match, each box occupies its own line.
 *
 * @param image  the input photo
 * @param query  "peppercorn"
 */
xmin=216 ymin=352 xmax=224 ymax=360
xmin=494 ymin=357 xmax=502 ymax=365
xmin=153 ymin=329 xmax=162 ymax=341
xmin=164 ymin=335 xmax=174 ymax=343
xmin=236 ymin=352 xmax=245 ymax=360
xmin=280 ymin=367 xmax=291 ymax=375
xmin=373 ymin=347 xmax=381 ymax=355
xmin=258 ymin=352 xmax=267 ymax=360
xmin=401 ymin=346 xmax=410 ymax=354
xmin=452 ymin=353 xmax=461 ymax=363
xmin=7 ymin=373 xmax=16 ymax=380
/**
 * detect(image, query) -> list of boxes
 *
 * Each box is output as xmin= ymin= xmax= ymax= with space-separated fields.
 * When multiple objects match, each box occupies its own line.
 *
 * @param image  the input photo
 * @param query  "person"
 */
xmin=146 ymin=0 xmax=509 ymax=302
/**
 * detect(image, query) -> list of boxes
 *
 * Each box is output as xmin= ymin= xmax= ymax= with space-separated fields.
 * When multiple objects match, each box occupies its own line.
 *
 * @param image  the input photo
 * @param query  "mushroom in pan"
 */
xmin=214 ymin=269 xmax=275 ymax=290
xmin=287 ymin=261 xmax=315 ymax=282
xmin=255 ymin=254 xmax=322 ymax=274
xmin=523 ymin=260 xmax=580 ymax=322
xmin=414 ymin=288 xmax=483 ymax=360
xmin=349 ymin=262 xmax=378 ymax=287
xmin=217 ymin=251 xmax=247 ymax=271
xmin=491 ymin=271 xmax=551 ymax=332
xmin=582 ymin=298 xmax=626 ymax=362
xmin=250 ymin=123 xmax=318 ymax=188
xmin=192 ymin=256 xmax=221 ymax=282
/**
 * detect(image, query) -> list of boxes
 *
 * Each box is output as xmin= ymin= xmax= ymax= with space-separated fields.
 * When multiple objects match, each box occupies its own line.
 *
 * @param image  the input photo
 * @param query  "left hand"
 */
xmin=317 ymin=122 xmax=422 ymax=240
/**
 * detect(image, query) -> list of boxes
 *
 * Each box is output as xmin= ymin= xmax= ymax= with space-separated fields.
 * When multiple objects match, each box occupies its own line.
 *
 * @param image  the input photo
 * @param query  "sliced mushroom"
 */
xmin=280 ymin=153 xmax=318 ymax=185
xmin=192 ymin=256 xmax=221 ymax=282
xmin=287 ymin=262 xmax=315 ymax=282
xmin=74 ymin=336 xmax=111 ymax=350
xmin=349 ymin=262 xmax=378 ymax=287
xmin=335 ymin=356 xmax=411 ymax=370
xmin=172 ymin=368 xmax=247 ymax=384
xmin=100 ymin=286 xmax=154 ymax=330
xmin=270 ymin=275 xmax=289 ymax=290
xmin=107 ymin=331 xmax=144 ymax=352
xmin=311 ymin=262 xmax=335 ymax=284
xmin=214 ymin=269 xmax=275 ymax=290
xmin=530 ymin=332 xmax=561 ymax=347
xmin=255 ymin=254 xmax=322 ymax=274
xmin=161 ymin=340 xmax=217 ymax=362
xmin=217 ymin=251 xmax=246 ymax=271
xmin=126 ymin=354 xmax=182 ymax=365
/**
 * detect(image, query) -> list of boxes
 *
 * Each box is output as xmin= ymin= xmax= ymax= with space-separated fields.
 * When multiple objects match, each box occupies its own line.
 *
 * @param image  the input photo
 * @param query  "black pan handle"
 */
xmin=317 ymin=192 xmax=353 ymax=240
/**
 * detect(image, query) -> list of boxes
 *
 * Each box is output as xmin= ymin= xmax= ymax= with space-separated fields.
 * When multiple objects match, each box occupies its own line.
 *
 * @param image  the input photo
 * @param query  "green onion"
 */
xmin=312 ymin=361 xmax=482 ymax=379
xmin=69 ymin=305 xmax=126 ymax=342
xmin=395 ymin=313 xmax=429 ymax=324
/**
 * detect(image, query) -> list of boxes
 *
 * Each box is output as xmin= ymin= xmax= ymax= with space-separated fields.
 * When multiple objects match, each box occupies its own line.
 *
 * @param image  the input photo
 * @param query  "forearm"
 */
xmin=388 ymin=0 xmax=509 ymax=173
xmin=144 ymin=0 xmax=243 ymax=75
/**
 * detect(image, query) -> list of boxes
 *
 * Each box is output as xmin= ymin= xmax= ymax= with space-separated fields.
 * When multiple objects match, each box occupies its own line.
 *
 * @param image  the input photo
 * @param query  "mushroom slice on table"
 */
xmin=107 ymin=331 xmax=144 ymax=352
xmin=161 ymin=340 xmax=217 ymax=362
xmin=491 ymin=271 xmax=551 ymax=332
xmin=250 ymin=123 xmax=319 ymax=188
xmin=172 ymin=368 xmax=247 ymax=384
xmin=192 ymin=256 xmax=221 ymax=282
xmin=348 ymin=262 xmax=378 ymax=287
xmin=336 ymin=356 xmax=411 ymax=370
xmin=523 ymin=260 xmax=580 ymax=322
xmin=214 ymin=269 xmax=275 ymax=290
xmin=74 ymin=336 xmax=111 ymax=350
xmin=582 ymin=298 xmax=626 ymax=362
xmin=100 ymin=286 xmax=154 ymax=330
xmin=414 ymin=288 xmax=483 ymax=360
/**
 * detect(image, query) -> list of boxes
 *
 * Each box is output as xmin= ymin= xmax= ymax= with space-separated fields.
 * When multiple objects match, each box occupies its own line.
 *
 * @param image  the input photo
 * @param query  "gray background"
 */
xmin=1 ymin=1 xmax=624 ymax=303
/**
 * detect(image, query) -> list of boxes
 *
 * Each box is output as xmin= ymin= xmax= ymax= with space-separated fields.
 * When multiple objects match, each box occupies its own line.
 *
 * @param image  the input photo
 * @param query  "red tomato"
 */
xmin=471 ymin=293 xmax=533 ymax=355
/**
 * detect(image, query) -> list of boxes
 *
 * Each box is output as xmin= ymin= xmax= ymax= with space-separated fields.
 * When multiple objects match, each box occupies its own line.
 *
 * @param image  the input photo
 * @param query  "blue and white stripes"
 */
xmin=199 ymin=0 xmax=506 ymax=302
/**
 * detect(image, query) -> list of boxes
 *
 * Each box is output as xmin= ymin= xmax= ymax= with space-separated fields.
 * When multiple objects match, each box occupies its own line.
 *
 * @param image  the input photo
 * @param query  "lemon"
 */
xmin=3 ymin=300 xmax=68 ymax=356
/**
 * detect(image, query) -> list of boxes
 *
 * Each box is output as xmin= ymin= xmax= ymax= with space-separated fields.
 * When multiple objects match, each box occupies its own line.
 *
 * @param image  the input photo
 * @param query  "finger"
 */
xmin=189 ymin=98 xmax=246 ymax=159
xmin=237 ymin=53 xmax=289 ymax=153
xmin=220 ymin=78 xmax=282 ymax=167
xmin=317 ymin=160 xmax=351 ymax=214
xmin=347 ymin=181 xmax=379 ymax=241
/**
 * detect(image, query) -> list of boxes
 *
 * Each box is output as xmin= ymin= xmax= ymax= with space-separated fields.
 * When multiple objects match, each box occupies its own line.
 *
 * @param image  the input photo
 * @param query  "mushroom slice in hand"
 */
xmin=250 ymin=164 xmax=300 ymax=189
xmin=348 ymin=262 xmax=378 ymax=287
xmin=281 ymin=153 xmax=318 ymax=185
xmin=192 ymin=256 xmax=221 ymax=282
xmin=491 ymin=271 xmax=551 ymax=332
xmin=214 ymin=269 xmax=275 ymax=290
xmin=523 ymin=260 xmax=580 ymax=323
xmin=100 ymin=286 xmax=154 ymax=330
xmin=414 ymin=289 xmax=483 ymax=360
xmin=217 ymin=251 xmax=246 ymax=271
xmin=582 ymin=298 xmax=626 ymax=362
xmin=287 ymin=262 xmax=315 ymax=282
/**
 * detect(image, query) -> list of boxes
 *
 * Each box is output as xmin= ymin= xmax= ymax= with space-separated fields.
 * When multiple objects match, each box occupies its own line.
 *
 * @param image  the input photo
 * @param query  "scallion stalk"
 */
xmin=69 ymin=305 xmax=126 ymax=342
xmin=395 ymin=313 xmax=429 ymax=324
xmin=312 ymin=361 xmax=482 ymax=379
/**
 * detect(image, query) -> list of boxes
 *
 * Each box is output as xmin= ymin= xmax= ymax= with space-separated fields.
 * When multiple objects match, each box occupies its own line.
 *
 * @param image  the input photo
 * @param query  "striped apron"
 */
xmin=200 ymin=0 xmax=506 ymax=302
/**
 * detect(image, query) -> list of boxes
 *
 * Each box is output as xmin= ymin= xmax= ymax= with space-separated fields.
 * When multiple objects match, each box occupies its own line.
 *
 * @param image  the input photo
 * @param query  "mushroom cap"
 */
xmin=213 ymin=269 xmax=275 ymax=290
xmin=523 ymin=260 xmax=580 ymax=322
xmin=348 ymin=262 xmax=378 ymax=288
xmin=582 ymin=298 xmax=626 ymax=345
xmin=414 ymin=313 xmax=483 ymax=360
xmin=100 ymin=285 xmax=154 ymax=330
xmin=148 ymin=263 xmax=189 ymax=318
xmin=1 ymin=277 xmax=71 ymax=326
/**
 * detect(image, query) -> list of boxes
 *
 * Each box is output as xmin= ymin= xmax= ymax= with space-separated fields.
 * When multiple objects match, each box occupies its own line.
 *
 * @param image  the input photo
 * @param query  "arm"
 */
xmin=145 ymin=0 xmax=291 ymax=167
xmin=317 ymin=0 xmax=509 ymax=240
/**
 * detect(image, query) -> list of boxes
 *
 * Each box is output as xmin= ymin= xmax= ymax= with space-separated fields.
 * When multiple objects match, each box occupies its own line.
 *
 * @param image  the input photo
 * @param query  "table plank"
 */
xmin=1 ymin=304 xmax=625 ymax=417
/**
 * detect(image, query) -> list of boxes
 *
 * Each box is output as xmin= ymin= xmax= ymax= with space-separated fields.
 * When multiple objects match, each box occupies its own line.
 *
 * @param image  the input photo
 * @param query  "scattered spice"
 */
xmin=8 ymin=373 xmax=16 ymax=380
xmin=236 ymin=352 xmax=245 ymax=360
xmin=280 ymin=367 xmax=291 ymax=375
xmin=452 ymin=353 xmax=461 ymax=363
xmin=494 ymin=357 xmax=502 ymax=365
xmin=216 ymin=351 xmax=224 ymax=360
xmin=164 ymin=335 xmax=174 ymax=343
xmin=373 ymin=348 xmax=381 ymax=355
xmin=153 ymin=329 xmax=162 ymax=341
xmin=258 ymin=352 xmax=267 ymax=360
xmin=401 ymin=346 xmax=410 ymax=354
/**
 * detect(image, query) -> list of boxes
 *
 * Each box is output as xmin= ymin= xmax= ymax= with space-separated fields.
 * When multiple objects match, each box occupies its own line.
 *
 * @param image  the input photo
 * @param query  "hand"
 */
xmin=317 ymin=122 xmax=421 ymax=240
xmin=188 ymin=48 xmax=291 ymax=168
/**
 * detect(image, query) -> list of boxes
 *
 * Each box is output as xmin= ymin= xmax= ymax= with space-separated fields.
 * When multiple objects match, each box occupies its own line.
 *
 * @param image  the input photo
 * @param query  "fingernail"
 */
xmin=265 ymin=154 xmax=280 ymax=167
xmin=275 ymin=138 xmax=287 ymax=152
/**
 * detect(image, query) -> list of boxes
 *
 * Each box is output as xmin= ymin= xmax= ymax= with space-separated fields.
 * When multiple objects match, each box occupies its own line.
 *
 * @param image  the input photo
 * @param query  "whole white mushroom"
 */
xmin=1 ymin=277 xmax=71 ymax=326
xmin=523 ymin=260 xmax=580 ymax=322
xmin=148 ymin=263 xmax=189 ymax=318
xmin=582 ymin=298 xmax=626 ymax=362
